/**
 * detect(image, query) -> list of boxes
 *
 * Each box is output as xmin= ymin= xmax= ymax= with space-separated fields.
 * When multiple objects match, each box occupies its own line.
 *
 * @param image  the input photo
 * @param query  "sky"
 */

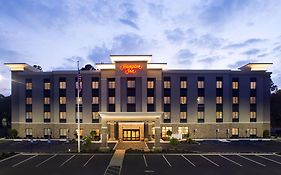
xmin=0 ymin=0 xmax=281 ymax=96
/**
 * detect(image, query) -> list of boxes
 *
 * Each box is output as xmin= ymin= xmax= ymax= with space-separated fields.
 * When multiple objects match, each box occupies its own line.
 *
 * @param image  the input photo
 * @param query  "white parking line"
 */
xmin=162 ymin=155 xmax=172 ymax=167
xmin=36 ymin=154 xmax=57 ymax=167
xmin=59 ymin=155 xmax=75 ymax=167
xmin=0 ymin=153 xmax=21 ymax=163
xmin=181 ymin=155 xmax=196 ymax=167
xmin=143 ymin=155 xmax=148 ymax=167
xmin=237 ymin=154 xmax=266 ymax=167
xmin=256 ymin=155 xmax=281 ymax=165
xmin=200 ymin=155 xmax=219 ymax=167
xmin=83 ymin=155 xmax=94 ymax=167
xmin=12 ymin=155 xmax=38 ymax=167
xmin=219 ymin=155 xmax=242 ymax=167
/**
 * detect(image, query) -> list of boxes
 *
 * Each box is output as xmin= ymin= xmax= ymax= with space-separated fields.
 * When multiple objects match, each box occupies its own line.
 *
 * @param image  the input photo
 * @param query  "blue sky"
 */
xmin=0 ymin=0 xmax=281 ymax=95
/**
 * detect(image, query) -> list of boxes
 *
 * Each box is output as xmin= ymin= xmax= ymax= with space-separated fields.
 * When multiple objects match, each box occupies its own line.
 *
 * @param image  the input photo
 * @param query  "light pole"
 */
xmin=77 ymin=61 xmax=81 ymax=153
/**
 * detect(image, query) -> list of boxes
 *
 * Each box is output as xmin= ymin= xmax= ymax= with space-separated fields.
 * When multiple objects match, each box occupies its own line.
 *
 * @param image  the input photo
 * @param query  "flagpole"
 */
xmin=77 ymin=60 xmax=80 ymax=153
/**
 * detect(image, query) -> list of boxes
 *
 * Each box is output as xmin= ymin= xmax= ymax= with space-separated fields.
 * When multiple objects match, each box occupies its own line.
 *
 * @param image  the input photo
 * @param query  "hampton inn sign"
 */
xmin=120 ymin=64 xmax=143 ymax=74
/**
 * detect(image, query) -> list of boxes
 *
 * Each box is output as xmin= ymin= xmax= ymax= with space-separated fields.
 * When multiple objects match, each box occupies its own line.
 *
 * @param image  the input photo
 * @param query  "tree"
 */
xmin=82 ymin=136 xmax=92 ymax=152
xmin=81 ymin=64 xmax=96 ymax=71
xmin=270 ymin=78 xmax=278 ymax=94
xmin=33 ymin=65 xmax=42 ymax=71
xmin=271 ymin=90 xmax=281 ymax=128
xmin=166 ymin=130 xmax=172 ymax=137
xmin=90 ymin=130 xmax=97 ymax=140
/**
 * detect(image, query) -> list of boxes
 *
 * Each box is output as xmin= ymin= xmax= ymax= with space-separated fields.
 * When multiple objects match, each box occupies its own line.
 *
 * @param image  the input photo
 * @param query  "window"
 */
xmin=75 ymin=81 xmax=83 ymax=90
xmin=147 ymin=81 xmax=154 ymax=89
xmin=92 ymin=97 xmax=99 ymax=104
xmin=163 ymin=112 xmax=170 ymax=119
xmin=232 ymin=81 xmax=239 ymax=89
xmin=181 ymin=81 xmax=187 ymax=88
xmin=60 ymin=97 xmax=66 ymax=104
xmin=232 ymin=128 xmax=239 ymax=136
xmin=92 ymin=112 xmax=99 ymax=119
xmin=250 ymin=81 xmax=256 ymax=89
xmin=232 ymin=112 xmax=239 ymax=119
xmin=60 ymin=128 xmax=68 ymax=136
xmin=164 ymin=97 xmax=170 ymax=104
xmin=44 ymin=112 xmax=50 ymax=119
xmin=44 ymin=82 xmax=51 ymax=90
xmin=108 ymin=97 xmax=115 ymax=104
xmin=232 ymin=97 xmax=239 ymax=104
xmin=180 ymin=97 xmax=187 ymax=104
xmin=216 ymin=81 xmax=223 ymax=89
xmin=75 ymin=128 xmax=84 ymax=137
xmin=76 ymin=112 xmax=83 ymax=119
xmin=26 ymin=97 xmax=32 ymax=104
xmin=162 ymin=127 xmax=172 ymax=137
xmin=147 ymin=97 xmax=154 ymax=104
xmin=44 ymin=128 xmax=51 ymax=136
xmin=249 ymin=128 xmax=257 ymax=135
xmin=26 ymin=112 xmax=32 ymax=119
xmin=25 ymin=128 xmax=32 ymax=136
xmin=59 ymin=112 xmax=66 ymax=119
xmin=197 ymin=112 xmax=204 ymax=119
xmin=108 ymin=81 xmax=115 ymax=89
xmin=250 ymin=97 xmax=256 ymax=104
xmin=127 ymin=80 xmax=135 ymax=88
xmin=216 ymin=96 xmax=223 ymax=104
xmin=127 ymin=96 xmax=136 ymax=104
xmin=250 ymin=112 xmax=256 ymax=119
xmin=178 ymin=127 xmax=188 ymax=135
xmin=164 ymin=81 xmax=170 ymax=88
xmin=180 ymin=112 xmax=187 ymax=119
xmin=44 ymin=97 xmax=50 ymax=104
xmin=76 ymin=97 xmax=82 ymax=104
xmin=92 ymin=81 xmax=99 ymax=89
xmin=198 ymin=81 xmax=204 ymax=88
xmin=59 ymin=81 xmax=66 ymax=89
xmin=26 ymin=82 xmax=32 ymax=90
xmin=197 ymin=97 xmax=204 ymax=104
xmin=216 ymin=112 xmax=223 ymax=119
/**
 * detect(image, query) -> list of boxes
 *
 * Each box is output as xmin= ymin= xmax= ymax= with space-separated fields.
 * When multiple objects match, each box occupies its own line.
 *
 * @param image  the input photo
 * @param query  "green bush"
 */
xmin=7 ymin=129 xmax=18 ymax=139
xmin=182 ymin=133 xmax=190 ymax=139
xmin=166 ymin=130 xmax=172 ymax=137
xmin=170 ymin=138 xmax=179 ymax=147
xmin=263 ymin=130 xmax=270 ymax=138
xmin=82 ymin=136 xmax=92 ymax=152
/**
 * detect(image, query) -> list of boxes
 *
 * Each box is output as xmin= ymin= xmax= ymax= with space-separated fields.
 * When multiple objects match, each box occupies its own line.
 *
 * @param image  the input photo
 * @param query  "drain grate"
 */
xmin=104 ymin=166 xmax=121 ymax=175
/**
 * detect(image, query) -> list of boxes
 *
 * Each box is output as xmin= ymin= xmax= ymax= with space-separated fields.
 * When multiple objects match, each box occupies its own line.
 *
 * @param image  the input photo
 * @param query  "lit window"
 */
xmin=250 ymin=112 xmax=256 ymax=119
xmin=197 ymin=97 xmax=204 ymax=104
xmin=127 ymin=96 xmax=136 ymax=104
xmin=108 ymin=97 xmax=115 ymax=104
xmin=92 ymin=81 xmax=99 ymax=89
xmin=164 ymin=112 xmax=170 ymax=119
xmin=250 ymin=82 xmax=256 ymax=89
xmin=44 ymin=82 xmax=51 ymax=90
xmin=164 ymin=96 xmax=170 ymax=104
xmin=147 ymin=81 xmax=154 ymax=89
xmin=60 ymin=97 xmax=66 ymax=104
xmin=180 ymin=97 xmax=187 ymax=104
xmin=92 ymin=112 xmax=99 ymax=119
xmin=25 ymin=128 xmax=33 ymax=136
xmin=76 ymin=97 xmax=82 ymax=104
xmin=44 ymin=112 xmax=50 ymax=119
xmin=216 ymin=112 xmax=223 ymax=119
xmin=44 ymin=128 xmax=51 ymax=136
xmin=59 ymin=112 xmax=66 ymax=119
xmin=197 ymin=112 xmax=204 ymax=119
xmin=147 ymin=97 xmax=154 ymax=104
xmin=198 ymin=81 xmax=204 ymax=88
xmin=232 ymin=97 xmax=239 ymax=104
xmin=232 ymin=112 xmax=239 ymax=119
xmin=26 ymin=82 xmax=32 ymax=90
xmin=75 ymin=81 xmax=83 ymax=90
xmin=127 ymin=80 xmax=135 ymax=88
xmin=26 ymin=97 xmax=32 ymax=104
xmin=59 ymin=81 xmax=66 ymax=89
xmin=232 ymin=81 xmax=239 ymax=89
xmin=216 ymin=81 xmax=223 ymax=89
xmin=216 ymin=96 xmax=223 ymax=104
xmin=75 ymin=128 xmax=83 ymax=137
xmin=162 ymin=127 xmax=172 ymax=137
xmin=44 ymin=97 xmax=50 ymax=104
xmin=164 ymin=81 xmax=170 ymax=88
xmin=108 ymin=81 xmax=115 ymax=89
xmin=250 ymin=97 xmax=256 ymax=104
xmin=231 ymin=128 xmax=239 ymax=136
xmin=59 ymin=128 xmax=68 ymax=136
xmin=249 ymin=128 xmax=257 ymax=135
xmin=180 ymin=112 xmax=187 ymax=119
xmin=26 ymin=112 xmax=32 ymax=119
xmin=92 ymin=97 xmax=99 ymax=104
xmin=178 ymin=127 xmax=188 ymax=134
xmin=181 ymin=81 xmax=187 ymax=88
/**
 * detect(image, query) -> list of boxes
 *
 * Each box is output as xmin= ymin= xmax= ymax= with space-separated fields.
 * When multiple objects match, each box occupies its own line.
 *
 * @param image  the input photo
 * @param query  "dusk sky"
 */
xmin=0 ymin=0 xmax=281 ymax=95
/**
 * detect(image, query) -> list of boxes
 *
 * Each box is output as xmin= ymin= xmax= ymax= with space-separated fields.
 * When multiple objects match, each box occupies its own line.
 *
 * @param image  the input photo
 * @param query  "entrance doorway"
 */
xmin=122 ymin=129 xmax=140 ymax=141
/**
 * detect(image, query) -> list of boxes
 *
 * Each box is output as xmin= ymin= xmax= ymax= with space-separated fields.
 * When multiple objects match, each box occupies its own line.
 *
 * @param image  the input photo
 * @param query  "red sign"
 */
xmin=120 ymin=64 xmax=143 ymax=74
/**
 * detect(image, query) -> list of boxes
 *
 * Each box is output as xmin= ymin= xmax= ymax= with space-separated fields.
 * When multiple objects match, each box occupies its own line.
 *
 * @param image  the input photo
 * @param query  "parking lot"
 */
xmin=1 ymin=153 xmax=281 ymax=175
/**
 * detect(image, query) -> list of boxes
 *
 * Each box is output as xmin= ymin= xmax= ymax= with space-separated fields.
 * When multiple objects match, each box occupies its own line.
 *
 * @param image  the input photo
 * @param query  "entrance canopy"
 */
xmin=99 ymin=112 xmax=163 ymax=122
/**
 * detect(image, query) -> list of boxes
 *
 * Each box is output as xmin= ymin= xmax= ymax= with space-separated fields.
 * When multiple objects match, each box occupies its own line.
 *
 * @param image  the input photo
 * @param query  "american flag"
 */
xmin=77 ymin=63 xmax=82 ymax=93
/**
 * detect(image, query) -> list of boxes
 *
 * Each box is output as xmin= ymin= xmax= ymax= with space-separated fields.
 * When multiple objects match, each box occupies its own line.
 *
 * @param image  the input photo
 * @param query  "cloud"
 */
xmin=88 ymin=45 xmax=111 ymax=63
xmin=224 ymin=38 xmax=267 ymax=49
xmin=188 ymin=34 xmax=225 ymax=49
xmin=229 ymin=60 xmax=255 ymax=69
xmin=119 ymin=3 xmax=139 ymax=29
xmin=165 ymin=28 xmax=185 ymax=44
xmin=176 ymin=49 xmax=195 ymax=64
xmin=242 ymin=48 xmax=260 ymax=55
xmin=119 ymin=19 xmax=139 ymax=29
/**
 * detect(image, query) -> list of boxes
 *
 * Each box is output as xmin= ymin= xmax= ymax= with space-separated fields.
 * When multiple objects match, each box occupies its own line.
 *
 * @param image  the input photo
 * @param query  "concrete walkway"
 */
xmin=104 ymin=149 xmax=125 ymax=175
xmin=114 ymin=141 xmax=150 ymax=151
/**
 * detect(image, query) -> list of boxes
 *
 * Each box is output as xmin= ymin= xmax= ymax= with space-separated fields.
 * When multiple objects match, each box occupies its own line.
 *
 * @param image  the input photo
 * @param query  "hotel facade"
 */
xmin=6 ymin=55 xmax=271 ymax=149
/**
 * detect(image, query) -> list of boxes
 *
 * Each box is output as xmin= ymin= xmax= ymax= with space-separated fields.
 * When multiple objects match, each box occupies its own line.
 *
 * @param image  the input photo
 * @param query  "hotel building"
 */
xmin=5 ymin=55 xmax=271 ymax=149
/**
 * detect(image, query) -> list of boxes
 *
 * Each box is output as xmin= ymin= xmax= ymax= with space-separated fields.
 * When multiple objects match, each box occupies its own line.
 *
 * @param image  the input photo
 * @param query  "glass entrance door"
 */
xmin=122 ymin=129 xmax=140 ymax=141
